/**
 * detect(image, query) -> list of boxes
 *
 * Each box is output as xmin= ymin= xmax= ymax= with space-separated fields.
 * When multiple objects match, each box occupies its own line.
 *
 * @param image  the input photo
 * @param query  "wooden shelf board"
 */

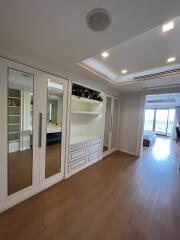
xmin=8 ymin=96 xmax=20 ymax=99
xmin=8 ymin=131 xmax=20 ymax=134
xmin=70 ymin=135 xmax=101 ymax=145
xmin=8 ymin=106 xmax=21 ymax=107
xmin=71 ymin=111 xmax=101 ymax=115
xmin=72 ymin=95 xmax=102 ymax=104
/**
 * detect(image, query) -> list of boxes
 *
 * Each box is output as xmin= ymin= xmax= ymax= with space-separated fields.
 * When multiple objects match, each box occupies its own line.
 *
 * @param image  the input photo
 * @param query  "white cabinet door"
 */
xmin=0 ymin=57 xmax=68 ymax=212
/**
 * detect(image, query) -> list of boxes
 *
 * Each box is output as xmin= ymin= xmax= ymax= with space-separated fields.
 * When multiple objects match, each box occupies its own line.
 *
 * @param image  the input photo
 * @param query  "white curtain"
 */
xmin=172 ymin=107 xmax=180 ymax=140
xmin=176 ymin=106 xmax=180 ymax=126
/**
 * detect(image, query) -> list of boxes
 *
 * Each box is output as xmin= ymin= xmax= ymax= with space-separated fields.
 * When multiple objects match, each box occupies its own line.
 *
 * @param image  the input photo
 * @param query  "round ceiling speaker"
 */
xmin=86 ymin=8 xmax=111 ymax=31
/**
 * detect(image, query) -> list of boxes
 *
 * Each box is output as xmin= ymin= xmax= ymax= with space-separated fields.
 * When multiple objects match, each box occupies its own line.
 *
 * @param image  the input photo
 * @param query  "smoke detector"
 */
xmin=86 ymin=8 xmax=111 ymax=31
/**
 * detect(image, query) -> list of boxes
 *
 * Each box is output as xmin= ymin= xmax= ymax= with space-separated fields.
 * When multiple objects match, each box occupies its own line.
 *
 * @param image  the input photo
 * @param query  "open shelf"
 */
xmin=8 ymin=131 xmax=20 ymax=134
xmin=8 ymin=106 xmax=21 ymax=108
xmin=70 ymin=135 xmax=101 ymax=145
xmin=71 ymin=110 xmax=101 ymax=115
xmin=8 ymin=96 xmax=21 ymax=99
xmin=70 ymin=83 xmax=103 ymax=146
xmin=72 ymin=95 xmax=102 ymax=104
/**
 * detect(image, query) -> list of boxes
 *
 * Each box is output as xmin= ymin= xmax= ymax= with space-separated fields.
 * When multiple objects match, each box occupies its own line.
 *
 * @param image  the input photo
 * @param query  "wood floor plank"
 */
xmin=0 ymin=137 xmax=180 ymax=240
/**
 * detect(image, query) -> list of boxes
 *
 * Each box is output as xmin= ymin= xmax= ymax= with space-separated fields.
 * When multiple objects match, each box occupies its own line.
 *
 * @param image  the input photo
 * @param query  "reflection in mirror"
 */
xmin=103 ymin=97 xmax=112 ymax=152
xmin=45 ymin=80 xmax=63 ymax=178
xmin=8 ymin=68 xmax=33 ymax=195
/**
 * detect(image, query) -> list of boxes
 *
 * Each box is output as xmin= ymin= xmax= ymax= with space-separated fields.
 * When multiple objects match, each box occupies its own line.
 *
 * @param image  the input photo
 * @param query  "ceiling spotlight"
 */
xmin=101 ymin=51 xmax=109 ymax=58
xmin=162 ymin=21 xmax=174 ymax=32
xmin=167 ymin=57 xmax=176 ymax=63
xmin=121 ymin=69 xmax=128 ymax=74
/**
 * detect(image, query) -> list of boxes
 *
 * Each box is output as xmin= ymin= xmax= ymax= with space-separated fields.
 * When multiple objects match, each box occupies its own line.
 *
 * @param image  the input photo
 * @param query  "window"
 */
xmin=144 ymin=108 xmax=175 ymax=136
xmin=144 ymin=109 xmax=155 ymax=131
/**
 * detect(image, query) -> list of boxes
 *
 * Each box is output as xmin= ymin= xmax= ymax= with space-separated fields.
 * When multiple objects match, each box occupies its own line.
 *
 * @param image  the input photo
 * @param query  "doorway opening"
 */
xmin=142 ymin=93 xmax=179 ymax=158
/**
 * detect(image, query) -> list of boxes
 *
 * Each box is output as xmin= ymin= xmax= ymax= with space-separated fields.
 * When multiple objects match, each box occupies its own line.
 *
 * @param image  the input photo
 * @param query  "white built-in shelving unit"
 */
xmin=8 ymin=89 xmax=21 ymax=152
xmin=67 ymin=84 xmax=103 ymax=177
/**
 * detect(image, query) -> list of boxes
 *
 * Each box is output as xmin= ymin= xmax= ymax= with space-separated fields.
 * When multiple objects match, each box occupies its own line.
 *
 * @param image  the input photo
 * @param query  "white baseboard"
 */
xmin=119 ymin=148 xmax=138 ymax=157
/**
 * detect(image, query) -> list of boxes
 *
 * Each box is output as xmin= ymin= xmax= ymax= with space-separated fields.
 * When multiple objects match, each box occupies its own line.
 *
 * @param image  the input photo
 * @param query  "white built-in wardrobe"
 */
xmin=0 ymin=57 xmax=120 ymax=212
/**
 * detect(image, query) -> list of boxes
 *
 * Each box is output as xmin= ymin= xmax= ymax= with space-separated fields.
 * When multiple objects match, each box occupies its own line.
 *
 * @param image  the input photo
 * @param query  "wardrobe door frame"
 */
xmin=111 ymin=97 xmax=120 ymax=152
xmin=0 ymin=58 xmax=42 ymax=212
xmin=39 ymin=73 xmax=68 ymax=189
xmin=0 ymin=57 xmax=69 ymax=213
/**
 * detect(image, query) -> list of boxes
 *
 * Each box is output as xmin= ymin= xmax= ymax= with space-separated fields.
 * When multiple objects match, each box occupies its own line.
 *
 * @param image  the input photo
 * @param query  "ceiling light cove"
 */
xmin=121 ymin=69 xmax=128 ymax=74
xmin=167 ymin=57 xmax=176 ymax=63
xmin=101 ymin=51 xmax=109 ymax=58
xmin=162 ymin=21 xmax=174 ymax=32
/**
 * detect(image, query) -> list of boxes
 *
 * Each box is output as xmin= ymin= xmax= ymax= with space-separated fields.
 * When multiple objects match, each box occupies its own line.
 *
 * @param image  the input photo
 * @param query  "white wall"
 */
xmin=119 ymin=93 xmax=141 ymax=155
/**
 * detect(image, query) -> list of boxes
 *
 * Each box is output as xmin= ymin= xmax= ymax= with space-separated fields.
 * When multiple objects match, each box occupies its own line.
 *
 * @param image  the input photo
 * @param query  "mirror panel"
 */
xmin=103 ymin=97 xmax=112 ymax=152
xmin=111 ymin=99 xmax=119 ymax=149
xmin=45 ymin=80 xmax=64 ymax=178
xmin=8 ymin=68 xmax=33 ymax=195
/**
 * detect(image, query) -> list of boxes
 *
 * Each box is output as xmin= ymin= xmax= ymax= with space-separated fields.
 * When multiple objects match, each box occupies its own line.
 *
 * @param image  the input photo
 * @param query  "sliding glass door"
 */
xmin=144 ymin=108 xmax=175 ymax=136
xmin=144 ymin=109 xmax=155 ymax=131
xmin=167 ymin=109 xmax=176 ymax=136
xmin=154 ymin=109 xmax=169 ymax=135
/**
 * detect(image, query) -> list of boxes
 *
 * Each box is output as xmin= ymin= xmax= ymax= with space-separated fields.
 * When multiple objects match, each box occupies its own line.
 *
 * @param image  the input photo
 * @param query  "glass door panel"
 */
xmin=155 ymin=109 xmax=168 ymax=135
xmin=45 ymin=80 xmax=64 ymax=178
xmin=111 ymin=99 xmax=118 ymax=149
xmin=167 ymin=109 xmax=175 ymax=136
xmin=8 ymin=68 xmax=34 ymax=195
xmin=103 ymin=97 xmax=112 ymax=152
xmin=144 ymin=109 xmax=155 ymax=131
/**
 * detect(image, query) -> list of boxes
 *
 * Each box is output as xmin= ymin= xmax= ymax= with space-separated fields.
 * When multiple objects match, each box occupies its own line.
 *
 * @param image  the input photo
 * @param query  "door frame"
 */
xmin=136 ymin=89 xmax=180 ymax=157
xmin=0 ymin=57 xmax=69 ymax=213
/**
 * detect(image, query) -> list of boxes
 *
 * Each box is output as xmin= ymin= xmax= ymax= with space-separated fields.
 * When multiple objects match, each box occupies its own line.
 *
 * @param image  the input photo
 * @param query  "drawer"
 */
xmin=69 ymin=157 xmax=87 ymax=171
xmin=87 ymin=143 xmax=101 ymax=154
xmin=88 ymin=151 xmax=100 ymax=163
xmin=70 ymin=138 xmax=102 ymax=151
xmin=70 ymin=148 xmax=86 ymax=161
xmin=70 ymin=142 xmax=89 ymax=151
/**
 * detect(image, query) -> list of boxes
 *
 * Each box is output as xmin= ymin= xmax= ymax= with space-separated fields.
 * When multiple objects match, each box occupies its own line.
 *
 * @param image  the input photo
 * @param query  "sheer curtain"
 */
xmin=172 ymin=107 xmax=180 ymax=140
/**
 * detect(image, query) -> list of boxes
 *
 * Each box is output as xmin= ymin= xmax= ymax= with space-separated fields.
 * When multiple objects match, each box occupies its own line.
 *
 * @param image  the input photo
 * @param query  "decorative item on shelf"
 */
xmin=72 ymin=83 xmax=103 ymax=102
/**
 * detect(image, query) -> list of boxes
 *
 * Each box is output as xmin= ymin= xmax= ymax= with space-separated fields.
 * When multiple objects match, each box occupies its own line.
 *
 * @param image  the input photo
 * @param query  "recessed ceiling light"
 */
xmin=101 ymin=51 xmax=109 ymax=58
xmin=162 ymin=21 xmax=174 ymax=32
xmin=121 ymin=69 xmax=128 ymax=74
xmin=167 ymin=57 xmax=176 ymax=63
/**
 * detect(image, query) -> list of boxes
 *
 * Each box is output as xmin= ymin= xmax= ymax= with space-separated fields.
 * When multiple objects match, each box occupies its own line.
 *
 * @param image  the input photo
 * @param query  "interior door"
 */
xmin=0 ymin=58 xmax=68 ymax=211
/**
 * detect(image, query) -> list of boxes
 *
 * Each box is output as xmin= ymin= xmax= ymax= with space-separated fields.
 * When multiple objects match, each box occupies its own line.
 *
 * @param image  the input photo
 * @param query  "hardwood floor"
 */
xmin=1 ymin=137 xmax=180 ymax=240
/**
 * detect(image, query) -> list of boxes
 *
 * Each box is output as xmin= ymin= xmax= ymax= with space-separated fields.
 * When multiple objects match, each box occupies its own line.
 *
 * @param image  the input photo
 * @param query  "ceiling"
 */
xmin=82 ymin=16 xmax=180 ymax=83
xmin=1 ymin=0 xmax=180 ymax=92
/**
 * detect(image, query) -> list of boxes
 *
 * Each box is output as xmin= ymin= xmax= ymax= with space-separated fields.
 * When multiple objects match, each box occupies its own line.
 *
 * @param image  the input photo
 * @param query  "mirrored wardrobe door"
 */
xmin=111 ymin=99 xmax=119 ymax=149
xmin=103 ymin=96 xmax=113 ymax=153
xmin=7 ymin=68 xmax=34 ymax=195
xmin=40 ymin=75 xmax=68 ymax=183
